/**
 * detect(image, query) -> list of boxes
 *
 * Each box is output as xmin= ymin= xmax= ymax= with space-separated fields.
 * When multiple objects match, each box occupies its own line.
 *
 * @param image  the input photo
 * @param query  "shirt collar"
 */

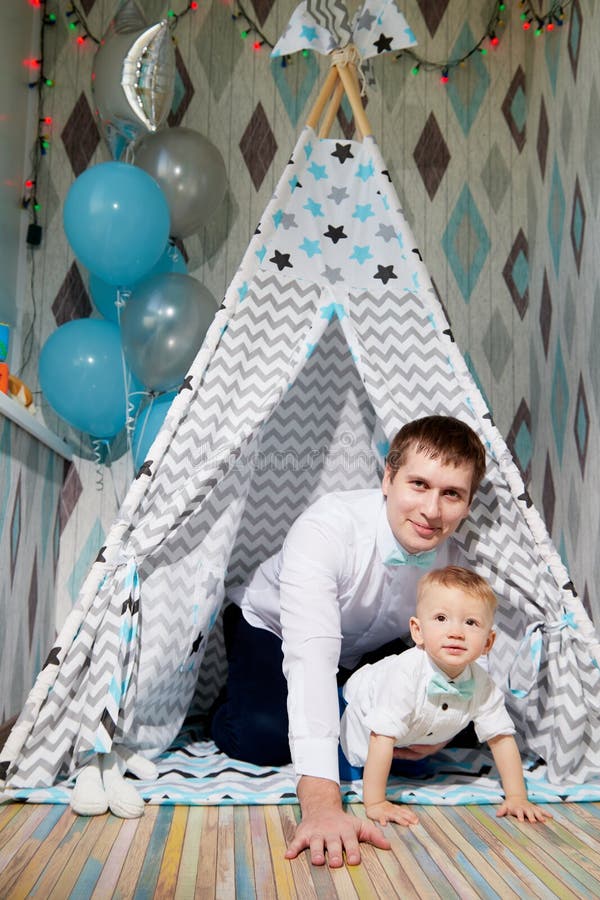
xmin=423 ymin=650 xmax=473 ymax=685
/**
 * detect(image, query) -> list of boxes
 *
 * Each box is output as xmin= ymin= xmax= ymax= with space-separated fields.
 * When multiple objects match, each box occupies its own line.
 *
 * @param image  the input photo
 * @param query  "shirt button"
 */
xmin=442 ymin=703 xmax=448 ymax=711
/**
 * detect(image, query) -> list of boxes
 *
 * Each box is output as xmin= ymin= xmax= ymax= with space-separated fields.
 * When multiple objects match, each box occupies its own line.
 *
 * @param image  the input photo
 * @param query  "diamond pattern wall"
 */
xmin=574 ymin=375 xmax=589 ymax=475
xmin=551 ymin=340 xmax=569 ymax=461
xmin=570 ymin=176 xmax=586 ymax=273
xmin=441 ymin=184 xmax=490 ymax=302
xmin=502 ymin=228 xmax=529 ymax=319
xmin=537 ymin=97 xmax=549 ymax=177
xmin=51 ymin=264 xmax=92 ymax=326
xmin=548 ymin=158 xmax=565 ymax=275
xmin=61 ymin=92 xmax=100 ymax=177
xmin=506 ymin=398 xmax=532 ymax=483
xmin=0 ymin=425 xmax=62 ymax=721
xmin=480 ymin=143 xmax=510 ymax=212
xmin=568 ymin=0 xmax=583 ymax=78
xmin=502 ymin=65 xmax=526 ymax=152
xmin=4 ymin=0 xmax=600 ymax=725
xmin=240 ymin=103 xmax=278 ymax=190
xmin=446 ymin=24 xmax=490 ymax=136
xmin=413 ymin=112 xmax=450 ymax=200
xmin=416 ymin=0 xmax=448 ymax=37
xmin=527 ymin=0 xmax=599 ymax=618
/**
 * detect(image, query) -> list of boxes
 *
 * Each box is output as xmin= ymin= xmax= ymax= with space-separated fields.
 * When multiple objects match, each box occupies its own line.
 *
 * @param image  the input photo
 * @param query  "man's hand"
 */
xmin=285 ymin=775 xmax=390 ymax=867
xmin=393 ymin=741 xmax=447 ymax=761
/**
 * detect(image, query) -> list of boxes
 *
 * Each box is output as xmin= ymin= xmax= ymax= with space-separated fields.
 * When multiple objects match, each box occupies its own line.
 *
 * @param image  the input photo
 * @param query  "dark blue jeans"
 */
xmin=210 ymin=603 xmax=411 ymax=767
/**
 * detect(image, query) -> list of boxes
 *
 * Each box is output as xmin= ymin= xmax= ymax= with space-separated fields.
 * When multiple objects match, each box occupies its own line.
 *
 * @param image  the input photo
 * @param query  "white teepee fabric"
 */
xmin=2 ymin=0 xmax=600 ymax=796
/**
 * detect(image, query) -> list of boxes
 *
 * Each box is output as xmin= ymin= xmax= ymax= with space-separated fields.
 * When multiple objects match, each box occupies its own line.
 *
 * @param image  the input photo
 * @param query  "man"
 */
xmin=211 ymin=415 xmax=486 ymax=866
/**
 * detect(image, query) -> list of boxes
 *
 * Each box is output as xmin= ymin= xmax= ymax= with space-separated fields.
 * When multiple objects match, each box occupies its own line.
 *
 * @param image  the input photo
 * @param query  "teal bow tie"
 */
xmin=427 ymin=672 xmax=475 ymax=701
xmin=384 ymin=546 xmax=437 ymax=568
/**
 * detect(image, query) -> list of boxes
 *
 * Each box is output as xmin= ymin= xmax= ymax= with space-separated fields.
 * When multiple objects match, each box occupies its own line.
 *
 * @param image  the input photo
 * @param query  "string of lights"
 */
xmin=20 ymin=0 xmax=574 ymax=216
xmin=397 ymin=2 xmax=506 ymax=83
xmin=519 ymin=0 xmax=573 ymax=33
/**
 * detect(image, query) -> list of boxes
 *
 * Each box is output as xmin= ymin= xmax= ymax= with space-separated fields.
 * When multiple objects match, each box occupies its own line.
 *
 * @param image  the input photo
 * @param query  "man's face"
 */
xmin=382 ymin=445 xmax=473 ymax=554
xmin=409 ymin=583 xmax=496 ymax=679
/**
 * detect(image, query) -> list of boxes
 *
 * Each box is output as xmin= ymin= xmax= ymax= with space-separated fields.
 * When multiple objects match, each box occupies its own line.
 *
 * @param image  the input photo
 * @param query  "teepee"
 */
xmin=2 ymin=0 xmax=600 ymax=796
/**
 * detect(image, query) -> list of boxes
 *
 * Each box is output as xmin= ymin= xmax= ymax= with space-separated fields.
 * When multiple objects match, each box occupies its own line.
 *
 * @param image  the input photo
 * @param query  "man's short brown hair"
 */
xmin=386 ymin=416 xmax=486 ymax=501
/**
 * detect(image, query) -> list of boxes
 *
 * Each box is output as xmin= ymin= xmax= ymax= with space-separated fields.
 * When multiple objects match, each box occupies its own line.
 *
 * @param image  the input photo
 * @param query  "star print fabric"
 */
xmin=271 ymin=0 xmax=417 ymax=61
xmin=260 ymin=127 xmax=423 ymax=296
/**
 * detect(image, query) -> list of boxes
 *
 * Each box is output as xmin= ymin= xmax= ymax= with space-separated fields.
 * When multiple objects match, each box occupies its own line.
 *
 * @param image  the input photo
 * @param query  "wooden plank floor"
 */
xmin=1 ymin=801 xmax=600 ymax=898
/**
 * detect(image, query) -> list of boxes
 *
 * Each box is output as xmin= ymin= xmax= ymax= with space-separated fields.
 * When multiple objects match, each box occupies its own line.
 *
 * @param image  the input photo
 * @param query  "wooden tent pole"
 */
xmin=306 ymin=67 xmax=340 ymax=130
xmin=306 ymin=59 xmax=373 ymax=140
xmin=335 ymin=62 xmax=373 ymax=138
xmin=318 ymin=78 xmax=345 ymax=138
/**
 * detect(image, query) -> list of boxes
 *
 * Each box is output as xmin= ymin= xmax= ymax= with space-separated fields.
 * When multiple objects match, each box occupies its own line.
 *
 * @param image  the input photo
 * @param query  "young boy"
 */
xmin=340 ymin=566 xmax=552 ymax=826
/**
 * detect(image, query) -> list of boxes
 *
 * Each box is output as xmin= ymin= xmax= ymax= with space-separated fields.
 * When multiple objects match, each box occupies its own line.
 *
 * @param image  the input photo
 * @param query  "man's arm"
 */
xmin=285 ymin=775 xmax=391 ymax=867
xmin=488 ymin=734 xmax=552 ymax=823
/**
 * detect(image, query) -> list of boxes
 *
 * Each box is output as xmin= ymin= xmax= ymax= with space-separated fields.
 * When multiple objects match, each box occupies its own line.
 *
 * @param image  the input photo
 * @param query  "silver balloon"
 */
xmin=92 ymin=0 xmax=176 ymax=160
xmin=121 ymin=272 xmax=217 ymax=391
xmin=133 ymin=127 xmax=227 ymax=239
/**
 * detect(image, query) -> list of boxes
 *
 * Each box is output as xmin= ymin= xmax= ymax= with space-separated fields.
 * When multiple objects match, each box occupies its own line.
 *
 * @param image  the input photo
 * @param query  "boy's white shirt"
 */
xmin=340 ymin=645 xmax=515 ymax=767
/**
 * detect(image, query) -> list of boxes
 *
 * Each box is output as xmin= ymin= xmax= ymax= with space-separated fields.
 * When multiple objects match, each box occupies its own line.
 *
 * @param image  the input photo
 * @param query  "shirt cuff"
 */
xmin=291 ymin=737 xmax=340 ymax=785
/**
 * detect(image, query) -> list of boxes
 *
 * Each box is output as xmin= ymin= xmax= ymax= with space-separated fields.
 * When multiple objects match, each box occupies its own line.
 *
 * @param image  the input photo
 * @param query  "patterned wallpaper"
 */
xmin=525 ymin=0 xmax=599 ymax=626
xmin=0 ymin=419 xmax=63 ymax=721
xmin=4 ymin=0 xmax=598 ymax=720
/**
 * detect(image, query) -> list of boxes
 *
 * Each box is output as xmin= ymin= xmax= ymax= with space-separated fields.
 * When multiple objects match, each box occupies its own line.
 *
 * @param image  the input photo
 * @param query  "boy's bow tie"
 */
xmin=427 ymin=672 xmax=475 ymax=700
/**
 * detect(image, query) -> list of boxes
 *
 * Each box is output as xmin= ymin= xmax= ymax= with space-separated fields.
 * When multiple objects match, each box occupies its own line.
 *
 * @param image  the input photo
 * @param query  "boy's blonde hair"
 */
xmin=417 ymin=566 xmax=497 ymax=618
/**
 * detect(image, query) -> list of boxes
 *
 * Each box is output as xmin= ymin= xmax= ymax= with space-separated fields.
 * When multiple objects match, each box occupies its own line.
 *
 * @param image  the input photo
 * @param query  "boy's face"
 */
xmin=409 ymin=583 xmax=495 ymax=679
xmin=382 ymin=446 xmax=473 ymax=555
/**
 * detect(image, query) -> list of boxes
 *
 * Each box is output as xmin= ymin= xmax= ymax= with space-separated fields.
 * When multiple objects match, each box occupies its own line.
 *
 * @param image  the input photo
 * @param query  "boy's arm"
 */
xmin=488 ymin=734 xmax=552 ymax=823
xmin=363 ymin=733 xmax=418 ymax=826
xmin=363 ymin=733 xmax=395 ymax=808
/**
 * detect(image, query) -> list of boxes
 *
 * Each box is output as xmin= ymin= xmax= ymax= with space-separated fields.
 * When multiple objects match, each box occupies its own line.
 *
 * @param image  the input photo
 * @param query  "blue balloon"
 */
xmin=63 ymin=162 xmax=170 ymax=286
xmin=39 ymin=319 xmax=132 ymax=438
xmin=89 ymin=244 xmax=187 ymax=323
xmin=132 ymin=391 xmax=177 ymax=470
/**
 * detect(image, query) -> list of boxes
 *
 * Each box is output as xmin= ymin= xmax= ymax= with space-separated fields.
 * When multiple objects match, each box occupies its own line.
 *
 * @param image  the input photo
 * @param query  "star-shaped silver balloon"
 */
xmin=92 ymin=0 xmax=176 ymax=160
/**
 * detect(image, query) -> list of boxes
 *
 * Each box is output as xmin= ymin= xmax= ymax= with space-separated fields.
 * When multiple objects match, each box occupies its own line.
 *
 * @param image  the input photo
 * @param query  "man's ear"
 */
xmin=483 ymin=629 xmax=496 ymax=655
xmin=382 ymin=465 xmax=391 ymax=497
xmin=409 ymin=616 xmax=424 ymax=647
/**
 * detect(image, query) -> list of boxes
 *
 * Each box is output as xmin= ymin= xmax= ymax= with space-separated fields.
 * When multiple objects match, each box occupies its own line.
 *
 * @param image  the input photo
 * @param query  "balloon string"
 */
xmin=134 ymin=394 xmax=157 ymax=468
xmin=91 ymin=438 xmax=107 ymax=491
xmin=115 ymin=288 xmax=138 ymax=479
xmin=126 ymin=391 xmax=147 ymax=434
xmin=103 ymin=439 xmax=125 ymax=511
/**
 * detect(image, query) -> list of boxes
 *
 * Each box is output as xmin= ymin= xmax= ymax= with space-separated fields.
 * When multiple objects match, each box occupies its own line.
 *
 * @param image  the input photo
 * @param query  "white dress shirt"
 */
xmin=340 ymin=646 xmax=515 ymax=766
xmin=230 ymin=489 xmax=463 ymax=782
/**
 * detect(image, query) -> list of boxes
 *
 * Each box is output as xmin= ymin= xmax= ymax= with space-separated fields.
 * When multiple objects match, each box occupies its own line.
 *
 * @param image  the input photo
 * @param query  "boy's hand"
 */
xmin=496 ymin=796 xmax=553 ymax=823
xmin=365 ymin=799 xmax=418 ymax=827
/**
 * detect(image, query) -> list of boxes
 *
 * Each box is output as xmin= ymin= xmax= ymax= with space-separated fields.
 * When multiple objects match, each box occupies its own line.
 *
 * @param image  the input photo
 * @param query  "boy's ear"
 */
xmin=483 ymin=629 xmax=496 ymax=655
xmin=409 ymin=616 xmax=424 ymax=647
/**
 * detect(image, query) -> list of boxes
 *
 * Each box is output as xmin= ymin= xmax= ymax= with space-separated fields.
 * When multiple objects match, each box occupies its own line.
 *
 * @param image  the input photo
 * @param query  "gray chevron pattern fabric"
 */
xmin=306 ymin=0 xmax=352 ymax=45
xmin=2 ymin=122 xmax=600 ymax=795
